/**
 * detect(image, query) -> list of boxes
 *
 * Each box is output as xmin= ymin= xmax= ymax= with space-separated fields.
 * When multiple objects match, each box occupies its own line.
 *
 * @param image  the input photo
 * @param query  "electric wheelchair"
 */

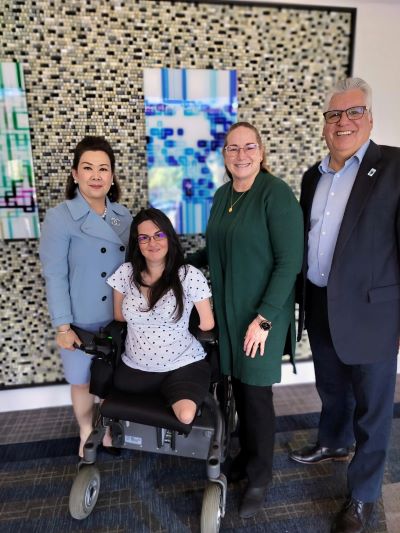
xmin=68 ymin=315 xmax=235 ymax=533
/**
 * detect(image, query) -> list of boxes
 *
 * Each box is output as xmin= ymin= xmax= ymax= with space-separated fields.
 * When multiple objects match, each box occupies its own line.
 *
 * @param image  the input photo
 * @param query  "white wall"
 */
xmin=249 ymin=0 xmax=400 ymax=147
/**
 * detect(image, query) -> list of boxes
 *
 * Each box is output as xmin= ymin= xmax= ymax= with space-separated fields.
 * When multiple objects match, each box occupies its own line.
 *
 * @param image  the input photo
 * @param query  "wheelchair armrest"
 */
xmin=71 ymin=321 xmax=126 ymax=399
xmin=195 ymin=327 xmax=217 ymax=345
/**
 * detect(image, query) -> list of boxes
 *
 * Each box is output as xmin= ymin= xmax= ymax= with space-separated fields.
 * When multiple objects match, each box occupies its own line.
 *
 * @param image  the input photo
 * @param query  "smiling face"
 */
xmin=137 ymin=219 xmax=169 ymax=266
xmin=323 ymin=89 xmax=373 ymax=171
xmin=224 ymin=126 xmax=263 ymax=188
xmin=72 ymin=150 xmax=113 ymax=208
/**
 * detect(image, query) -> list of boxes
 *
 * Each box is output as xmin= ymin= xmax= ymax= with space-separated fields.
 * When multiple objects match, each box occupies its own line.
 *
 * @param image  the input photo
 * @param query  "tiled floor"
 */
xmin=1 ymin=378 xmax=400 ymax=532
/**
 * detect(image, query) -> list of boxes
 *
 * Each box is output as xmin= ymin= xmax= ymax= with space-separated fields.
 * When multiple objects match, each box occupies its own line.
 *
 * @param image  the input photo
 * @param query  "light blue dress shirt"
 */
xmin=307 ymin=140 xmax=370 ymax=287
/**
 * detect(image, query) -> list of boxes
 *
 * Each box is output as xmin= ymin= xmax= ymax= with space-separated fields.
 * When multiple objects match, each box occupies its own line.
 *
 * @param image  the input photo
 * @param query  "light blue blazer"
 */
xmin=39 ymin=191 xmax=132 ymax=328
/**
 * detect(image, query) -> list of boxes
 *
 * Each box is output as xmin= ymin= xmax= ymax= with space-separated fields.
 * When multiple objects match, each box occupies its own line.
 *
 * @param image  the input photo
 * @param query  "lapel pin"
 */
xmin=367 ymin=168 xmax=376 ymax=177
xmin=111 ymin=217 xmax=121 ymax=226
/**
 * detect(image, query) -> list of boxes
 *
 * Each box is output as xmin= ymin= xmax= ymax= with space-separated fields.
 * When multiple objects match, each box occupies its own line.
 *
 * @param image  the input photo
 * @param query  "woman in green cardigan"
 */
xmin=190 ymin=122 xmax=303 ymax=518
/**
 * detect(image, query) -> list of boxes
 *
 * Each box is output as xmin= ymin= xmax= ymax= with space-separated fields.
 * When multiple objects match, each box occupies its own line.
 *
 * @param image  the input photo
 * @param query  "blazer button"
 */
xmin=101 ymin=272 xmax=107 ymax=278
xmin=102 ymin=296 xmax=107 ymax=301
xmin=101 ymin=247 xmax=106 ymax=253
xmin=120 ymin=245 xmax=125 ymax=252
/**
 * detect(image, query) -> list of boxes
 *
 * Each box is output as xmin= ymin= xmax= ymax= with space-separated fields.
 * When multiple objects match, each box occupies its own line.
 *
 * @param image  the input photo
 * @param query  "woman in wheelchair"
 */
xmin=107 ymin=208 xmax=215 ymax=425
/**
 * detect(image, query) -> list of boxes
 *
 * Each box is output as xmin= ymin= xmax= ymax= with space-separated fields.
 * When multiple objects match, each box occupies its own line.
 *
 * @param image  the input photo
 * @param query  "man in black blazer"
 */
xmin=290 ymin=77 xmax=400 ymax=533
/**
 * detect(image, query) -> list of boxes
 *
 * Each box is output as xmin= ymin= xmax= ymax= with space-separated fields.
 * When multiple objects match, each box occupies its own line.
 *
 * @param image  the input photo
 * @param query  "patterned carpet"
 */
xmin=1 ymin=407 xmax=399 ymax=532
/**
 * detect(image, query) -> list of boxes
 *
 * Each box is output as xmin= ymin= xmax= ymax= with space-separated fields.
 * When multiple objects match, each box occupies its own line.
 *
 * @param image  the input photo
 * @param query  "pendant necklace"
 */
xmin=228 ymin=185 xmax=247 ymax=213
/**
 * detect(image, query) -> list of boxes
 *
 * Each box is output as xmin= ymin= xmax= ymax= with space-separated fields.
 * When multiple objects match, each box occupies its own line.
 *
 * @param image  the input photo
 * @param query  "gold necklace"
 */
xmin=228 ymin=185 xmax=247 ymax=213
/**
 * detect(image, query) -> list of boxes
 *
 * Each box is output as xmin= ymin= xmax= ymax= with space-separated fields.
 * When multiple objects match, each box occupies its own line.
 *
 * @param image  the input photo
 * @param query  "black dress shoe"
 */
xmin=239 ymin=485 xmax=268 ymax=518
xmin=289 ymin=443 xmax=352 ymax=464
xmin=331 ymin=498 xmax=374 ymax=533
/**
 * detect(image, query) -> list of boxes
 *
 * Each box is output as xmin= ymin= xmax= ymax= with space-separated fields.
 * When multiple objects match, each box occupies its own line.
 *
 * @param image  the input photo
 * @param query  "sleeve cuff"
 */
xmin=52 ymin=314 xmax=74 ymax=328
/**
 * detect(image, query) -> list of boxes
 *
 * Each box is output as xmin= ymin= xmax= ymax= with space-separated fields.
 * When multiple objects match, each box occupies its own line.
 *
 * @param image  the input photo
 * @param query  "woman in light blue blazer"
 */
xmin=39 ymin=136 xmax=132 ymax=457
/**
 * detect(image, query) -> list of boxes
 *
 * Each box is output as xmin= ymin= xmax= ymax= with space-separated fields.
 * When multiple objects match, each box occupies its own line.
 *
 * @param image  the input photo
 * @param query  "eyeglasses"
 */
xmin=224 ymin=143 xmax=259 ymax=156
xmin=323 ymin=106 xmax=368 ymax=124
xmin=137 ymin=231 xmax=168 ymax=244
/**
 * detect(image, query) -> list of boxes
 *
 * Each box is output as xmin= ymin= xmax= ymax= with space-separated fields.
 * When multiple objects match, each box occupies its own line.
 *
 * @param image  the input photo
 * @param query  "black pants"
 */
xmin=306 ymin=281 xmax=397 ymax=501
xmin=231 ymin=377 xmax=275 ymax=487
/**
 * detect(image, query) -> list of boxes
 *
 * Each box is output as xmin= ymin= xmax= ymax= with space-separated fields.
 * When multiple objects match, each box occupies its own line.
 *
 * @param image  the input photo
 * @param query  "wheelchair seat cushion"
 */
xmin=100 ymin=389 xmax=193 ymax=434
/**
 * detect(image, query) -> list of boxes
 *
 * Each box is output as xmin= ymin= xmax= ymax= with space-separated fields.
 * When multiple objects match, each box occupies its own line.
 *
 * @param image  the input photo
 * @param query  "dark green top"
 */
xmin=191 ymin=171 xmax=304 ymax=386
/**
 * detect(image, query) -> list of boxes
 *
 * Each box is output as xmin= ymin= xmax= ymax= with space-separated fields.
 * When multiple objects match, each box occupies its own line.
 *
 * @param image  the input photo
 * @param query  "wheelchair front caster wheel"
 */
xmin=69 ymin=465 xmax=100 ymax=519
xmin=201 ymin=483 xmax=223 ymax=533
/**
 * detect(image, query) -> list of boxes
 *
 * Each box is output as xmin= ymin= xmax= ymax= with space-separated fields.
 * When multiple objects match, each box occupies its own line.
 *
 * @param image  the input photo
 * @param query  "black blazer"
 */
xmin=297 ymin=140 xmax=400 ymax=364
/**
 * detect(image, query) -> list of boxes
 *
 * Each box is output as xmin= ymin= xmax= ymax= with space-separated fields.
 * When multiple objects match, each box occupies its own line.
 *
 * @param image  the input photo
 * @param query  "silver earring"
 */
xmin=74 ymin=180 xmax=78 ymax=184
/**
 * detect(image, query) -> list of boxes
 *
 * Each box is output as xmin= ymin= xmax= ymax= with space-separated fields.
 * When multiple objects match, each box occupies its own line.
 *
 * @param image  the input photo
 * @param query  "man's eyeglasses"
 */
xmin=323 ymin=106 xmax=368 ymax=124
xmin=224 ymin=143 xmax=259 ymax=156
xmin=137 ymin=231 xmax=168 ymax=244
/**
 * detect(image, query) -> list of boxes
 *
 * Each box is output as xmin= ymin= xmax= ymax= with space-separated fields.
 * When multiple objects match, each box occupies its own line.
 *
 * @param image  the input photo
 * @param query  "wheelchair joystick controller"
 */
xmin=70 ymin=324 xmax=114 ymax=358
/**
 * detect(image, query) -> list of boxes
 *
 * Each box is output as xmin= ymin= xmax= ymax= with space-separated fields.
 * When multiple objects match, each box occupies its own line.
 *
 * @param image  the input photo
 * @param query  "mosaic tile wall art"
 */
xmin=0 ymin=62 xmax=39 ymax=240
xmin=145 ymin=68 xmax=237 ymax=233
xmin=0 ymin=0 xmax=355 ymax=387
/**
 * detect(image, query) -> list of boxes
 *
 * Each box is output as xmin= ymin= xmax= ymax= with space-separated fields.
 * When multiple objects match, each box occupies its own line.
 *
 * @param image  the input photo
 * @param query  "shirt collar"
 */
xmin=319 ymin=139 xmax=371 ymax=174
xmin=66 ymin=189 xmax=125 ymax=220
xmin=66 ymin=189 xmax=91 ymax=220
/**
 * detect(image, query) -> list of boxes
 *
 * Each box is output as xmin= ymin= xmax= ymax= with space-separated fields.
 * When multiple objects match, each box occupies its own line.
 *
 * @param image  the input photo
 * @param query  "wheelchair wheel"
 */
xmin=201 ymin=483 xmax=222 ymax=533
xmin=69 ymin=465 xmax=100 ymax=520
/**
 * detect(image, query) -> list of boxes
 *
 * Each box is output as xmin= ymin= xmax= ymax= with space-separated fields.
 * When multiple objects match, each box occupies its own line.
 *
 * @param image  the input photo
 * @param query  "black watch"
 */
xmin=259 ymin=319 xmax=272 ymax=331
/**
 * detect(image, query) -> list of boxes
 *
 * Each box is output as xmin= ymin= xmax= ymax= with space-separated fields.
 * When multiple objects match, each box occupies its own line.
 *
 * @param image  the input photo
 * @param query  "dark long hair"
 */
xmin=65 ymin=136 xmax=121 ymax=201
xmin=223 ymin=121 xmax=270 ymax=179
xmin=127 ymin=208 xmax=186 ymax=321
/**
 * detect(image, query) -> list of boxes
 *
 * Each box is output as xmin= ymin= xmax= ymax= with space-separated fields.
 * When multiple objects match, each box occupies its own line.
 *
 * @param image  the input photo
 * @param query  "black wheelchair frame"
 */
xmin=68 ymin=318 xmax=235 ymax=533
